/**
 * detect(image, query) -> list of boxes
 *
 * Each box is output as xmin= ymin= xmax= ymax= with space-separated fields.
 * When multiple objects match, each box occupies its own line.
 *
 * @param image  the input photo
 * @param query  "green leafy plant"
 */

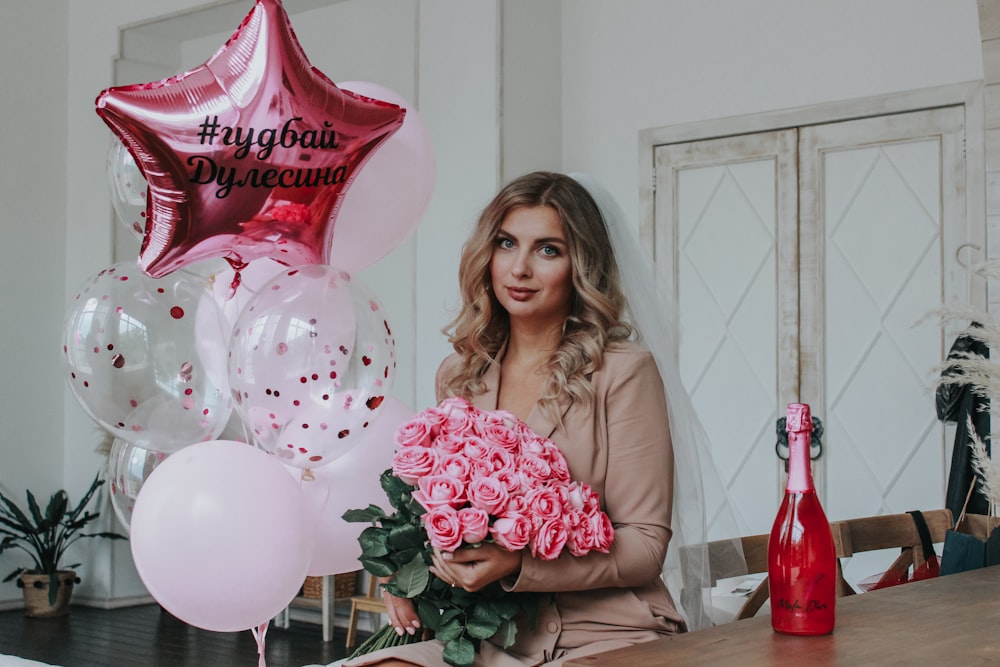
xmin=0 ymin=472 xmax=126 ymax=604
xmin=343 ymin=469 xmax=538 ymax=667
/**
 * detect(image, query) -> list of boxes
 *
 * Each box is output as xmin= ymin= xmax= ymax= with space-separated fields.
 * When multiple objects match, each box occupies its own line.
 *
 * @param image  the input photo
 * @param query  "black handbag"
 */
xmin=940 ymin=485 xmax=1000 ymax=576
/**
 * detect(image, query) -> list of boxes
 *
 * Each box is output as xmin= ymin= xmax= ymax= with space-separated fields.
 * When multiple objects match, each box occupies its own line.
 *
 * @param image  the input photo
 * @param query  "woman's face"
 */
xmin=489 ymin=205 xmax=574 ymax=328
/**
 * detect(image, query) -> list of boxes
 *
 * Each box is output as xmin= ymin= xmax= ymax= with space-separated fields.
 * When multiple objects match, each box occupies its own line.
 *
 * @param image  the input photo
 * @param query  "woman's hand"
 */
xmin=429 ymin=544 xmax=523 ymax=592
xmin=379 ymin=577 xmax=421 ymax=637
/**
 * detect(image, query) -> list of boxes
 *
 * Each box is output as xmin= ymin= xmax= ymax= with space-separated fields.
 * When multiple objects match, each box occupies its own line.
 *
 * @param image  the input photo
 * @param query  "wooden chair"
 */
xmin=698 ymin=523 xmax=855 ymax=622
xmin=345 ymin=574 xmax=388 ymax=651
xmin=699 ymin=532 xmax=771 ymax=620
xmin=830 ymin=508 xmax=953 ymax=596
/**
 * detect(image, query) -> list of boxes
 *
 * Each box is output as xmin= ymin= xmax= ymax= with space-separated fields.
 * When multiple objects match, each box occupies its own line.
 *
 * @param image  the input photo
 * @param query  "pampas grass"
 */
xmin=935 ymin=288 xmax=1000 ymax=508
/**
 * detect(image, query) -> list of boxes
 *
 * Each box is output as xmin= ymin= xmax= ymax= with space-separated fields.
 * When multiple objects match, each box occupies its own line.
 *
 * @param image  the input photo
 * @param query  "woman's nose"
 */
xmin=510 ymin=251 xmax=531 ymax=277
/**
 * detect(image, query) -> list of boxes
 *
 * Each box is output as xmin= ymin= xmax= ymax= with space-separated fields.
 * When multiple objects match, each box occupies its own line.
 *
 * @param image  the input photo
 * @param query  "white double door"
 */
xmin=652 ymin=106 xmax=977 ymax=545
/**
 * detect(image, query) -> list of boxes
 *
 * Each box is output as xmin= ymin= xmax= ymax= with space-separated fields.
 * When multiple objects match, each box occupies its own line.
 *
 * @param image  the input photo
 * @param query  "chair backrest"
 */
xmin=830 ymin=508 xmax=953 ymax=594
xmin=694 ymin=510 xmax=952 ymax=622
xmin=700 ymin=533 xmax=771 ymax=621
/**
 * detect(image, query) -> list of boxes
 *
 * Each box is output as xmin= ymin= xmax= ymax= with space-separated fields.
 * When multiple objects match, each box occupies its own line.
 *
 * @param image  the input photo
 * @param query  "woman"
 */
xmin=346 ymin=172 xmax=689 ymax=667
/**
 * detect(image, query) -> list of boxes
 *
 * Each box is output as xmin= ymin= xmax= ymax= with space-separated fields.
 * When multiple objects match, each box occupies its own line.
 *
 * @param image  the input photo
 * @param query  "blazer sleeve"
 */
xmin=507 ymin=349 xmax=674 ymax=592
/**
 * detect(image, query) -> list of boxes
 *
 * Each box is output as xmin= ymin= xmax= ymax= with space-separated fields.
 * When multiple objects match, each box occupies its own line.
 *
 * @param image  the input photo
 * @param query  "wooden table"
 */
xmin=566 ymin=565 xmax=1000 ymax=666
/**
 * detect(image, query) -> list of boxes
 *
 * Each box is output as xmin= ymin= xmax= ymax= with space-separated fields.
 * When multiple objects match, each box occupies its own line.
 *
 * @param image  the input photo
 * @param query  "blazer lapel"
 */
xmin=470 ymin=343 xmax=573 ymax=440
xmin=525 ymin=396 xmax=571 ymax=440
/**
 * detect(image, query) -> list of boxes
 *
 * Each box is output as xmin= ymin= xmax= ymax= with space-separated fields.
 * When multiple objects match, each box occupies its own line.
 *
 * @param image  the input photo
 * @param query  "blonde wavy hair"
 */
xmin=440 ymin=172 xmax=634 ymax=420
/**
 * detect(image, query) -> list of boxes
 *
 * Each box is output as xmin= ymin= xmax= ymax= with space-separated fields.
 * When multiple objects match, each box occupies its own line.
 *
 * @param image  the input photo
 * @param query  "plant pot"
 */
xmin=18 ymin=571 xmax=79 ymax=618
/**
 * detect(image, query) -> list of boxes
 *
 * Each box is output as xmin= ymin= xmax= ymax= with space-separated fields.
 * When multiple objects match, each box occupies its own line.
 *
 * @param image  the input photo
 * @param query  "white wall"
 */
xmin=0 ymin=0 xmax=985 ymax=607
xmin=0 ymin=0 xmax=69 ymax=600
xmin=560 ymin=0 xmax=984 ymax=228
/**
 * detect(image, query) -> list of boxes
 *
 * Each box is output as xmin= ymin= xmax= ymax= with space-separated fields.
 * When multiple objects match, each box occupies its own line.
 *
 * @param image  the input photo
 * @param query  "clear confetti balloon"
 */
xmin=63 ymin=262 xmax=233 ymax=451
xmin=106 ymin=136 xmax=147 ymax=240
xmin=228 ymin=264 xmax=396 ymax=469
xmin=107 ymin=438 xmax=170 ymax=532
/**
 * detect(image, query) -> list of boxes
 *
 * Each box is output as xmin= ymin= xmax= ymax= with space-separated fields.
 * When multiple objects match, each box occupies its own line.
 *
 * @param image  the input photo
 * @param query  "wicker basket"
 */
xmin=302 ymin=571 xmax=358 ymax=599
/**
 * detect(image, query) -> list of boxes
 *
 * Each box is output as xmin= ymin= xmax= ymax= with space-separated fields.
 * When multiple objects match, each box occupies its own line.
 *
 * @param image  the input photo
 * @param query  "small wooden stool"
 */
xmin=345 ymin=575 xmax=388 ymax=650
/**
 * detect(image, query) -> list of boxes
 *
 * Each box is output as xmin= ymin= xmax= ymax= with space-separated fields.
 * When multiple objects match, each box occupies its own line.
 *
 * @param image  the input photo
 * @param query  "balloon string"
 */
xmin=301 ymin=467 xmax=315 ymax=482
xmin=225 ymin=257 xmax=248 ymax=298
xmin=251 ymin=620 xmax=269 ymax=667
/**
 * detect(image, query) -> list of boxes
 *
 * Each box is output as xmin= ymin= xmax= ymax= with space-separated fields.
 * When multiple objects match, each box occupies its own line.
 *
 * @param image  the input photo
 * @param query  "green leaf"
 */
xmin=471 ymin=603 xmax=502 ymax=627
xmin=435 ymin=617 xmax=465 ymax=641
xmin=415 ymin=597 xmax=443 ymax=631
xmin=465 ymin=618 xmax=499 ymax=640
xmin=25 ymin=491 xmax=45 ymax=528
xmin=495 ymin=618 xmax=518 ymax=649
xmin=0 ymin=495 xmax=33 ymax=531
xmin=443 ymin=636 xmax=476 ymax=667
xmin=358 ymin=526 xmax=390 ymax=558
xmin=387 ymin=521 xmax=425 ymax=552
xmin=44 ymin=492 xmax=68 ymax=527
xmin=395 ymin=554 xmax=430 ymax=597
xmin=342 ymin=505 xmax=387 ymax=523
xmin=359 ymin=555 xmax=396 ymax=578
xmin=67 ymin=474 xmax=104 ymax=523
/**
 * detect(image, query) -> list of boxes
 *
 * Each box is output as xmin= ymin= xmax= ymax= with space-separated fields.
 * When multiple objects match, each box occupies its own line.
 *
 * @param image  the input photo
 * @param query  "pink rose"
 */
xmin=480 ymin=423 xmax=521 ymax=452
xmin=411 ymin=473 xmax=465 ymax=511
xmin=483 ymin=445 xmax=516 ymax=475
xmin=587 ymin=508 xmax=614 ymax=552
xmin=531 ymin=518 xmax=569 ymax=560
xmin=467 ymin=475 xmax=510 ymax=515
xmin=457 ymin=507 xmax=490 ymax=544
xmin=541 ymin=441 xmax=571 ymax=482
xmin=391 ymin=446 xmax=438 ymax=485
xmin=566 ymin=481 xmax=601 ymax=512
xmin=490 ymin=513 xmax=532 ymax=551
xmin=432 ymin=432 xmax=468 ymax=455
xmin=517 ymin=453 xmax=552 ymax=484
xmin=524 ymin=487 xmax=563 ymax=525
xmin=470 ymin=458 xmax=495 ymax=479
xmin=424 ymin=506 xmax=463 ymax=551
xmin=435 ymin=396 xmax=476 ymax=419
xmin=494 ymin=468 xmax=523 ymax=495
xmin=395 ymin=418 xmax=434 ymax=449
xmin=461 ymin=437 xmax=490 ymax=461
xmin=517 ymin=433 xmax=547 ymax=456
xmin=565 ymin=510 xmax=592 ymax=557
xmin=437 ymin=400 xmax=479 ymax=437
xmin=504 ymin=494 xmax=528 ymax=515
xmin=479 ymin=409 xmax=518 ymax=431
xmin=439 ymin=453 xmax=473 ymax=483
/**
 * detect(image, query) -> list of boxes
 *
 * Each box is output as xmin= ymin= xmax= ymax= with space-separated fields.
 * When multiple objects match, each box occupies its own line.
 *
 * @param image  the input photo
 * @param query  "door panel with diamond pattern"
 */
xmin=653 ymin=107 xmax=973 ymax=553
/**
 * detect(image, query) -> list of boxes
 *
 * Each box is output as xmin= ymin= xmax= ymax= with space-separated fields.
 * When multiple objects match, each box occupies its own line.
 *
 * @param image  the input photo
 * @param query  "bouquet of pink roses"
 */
xmin=344 ymin=397 xmax=613 ymax=667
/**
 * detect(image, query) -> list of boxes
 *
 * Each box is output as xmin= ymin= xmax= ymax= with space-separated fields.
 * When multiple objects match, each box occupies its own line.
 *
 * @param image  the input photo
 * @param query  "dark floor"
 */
xmin=0 ymin=603 xmax=359 ymax=667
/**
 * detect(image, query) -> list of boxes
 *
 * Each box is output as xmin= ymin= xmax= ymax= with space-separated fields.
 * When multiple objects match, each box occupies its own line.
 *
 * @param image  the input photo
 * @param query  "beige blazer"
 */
xmin=436 ymin=341 xmax=684 ymax=663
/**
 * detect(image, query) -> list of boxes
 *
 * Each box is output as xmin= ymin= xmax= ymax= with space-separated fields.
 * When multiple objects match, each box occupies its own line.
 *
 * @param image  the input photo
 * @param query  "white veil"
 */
xmin=570 ymin=173 xmax=741 ymax=630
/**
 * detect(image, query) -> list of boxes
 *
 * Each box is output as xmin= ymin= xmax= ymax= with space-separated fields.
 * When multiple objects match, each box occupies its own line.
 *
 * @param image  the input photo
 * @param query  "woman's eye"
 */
xmin=497 ymin=238 xmax=515 ymax=250
xmin=540 ymin=245 xmax=560 ymax=257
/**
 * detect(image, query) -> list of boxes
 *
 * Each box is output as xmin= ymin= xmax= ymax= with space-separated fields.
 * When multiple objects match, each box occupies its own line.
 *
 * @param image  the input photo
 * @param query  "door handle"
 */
xmin=775 ymin=415 xmax=824 ymax=462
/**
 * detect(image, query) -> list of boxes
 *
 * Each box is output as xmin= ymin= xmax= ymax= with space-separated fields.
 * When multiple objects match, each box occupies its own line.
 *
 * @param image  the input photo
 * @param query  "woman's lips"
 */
xmin=506 ymin=286 xmax=536 ymax=301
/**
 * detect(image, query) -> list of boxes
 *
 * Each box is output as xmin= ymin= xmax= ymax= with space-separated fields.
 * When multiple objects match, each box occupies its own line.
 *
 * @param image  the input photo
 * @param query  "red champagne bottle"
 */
xmin=768 ymin=403 xmax=836 ymax=635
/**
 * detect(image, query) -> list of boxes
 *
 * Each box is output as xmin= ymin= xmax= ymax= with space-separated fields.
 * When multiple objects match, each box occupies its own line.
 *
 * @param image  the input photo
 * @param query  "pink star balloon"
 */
xmin=95 ymin=0 xmax=405 ymax=279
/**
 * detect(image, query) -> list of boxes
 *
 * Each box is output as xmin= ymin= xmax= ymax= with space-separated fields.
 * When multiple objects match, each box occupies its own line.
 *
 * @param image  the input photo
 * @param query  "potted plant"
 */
xmin=0 ymin=471 xmax=126 ymax=617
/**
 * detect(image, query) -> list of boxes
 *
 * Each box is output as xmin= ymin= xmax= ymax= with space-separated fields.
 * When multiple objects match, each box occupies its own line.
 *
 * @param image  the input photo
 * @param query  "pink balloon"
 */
xmin=229 ymin=265 xmax=397 ymax=469
xmin=94 ymin=0 xmax=405 ymax=278
xmin=130 ymin=440 xmax=312 ymax=632
xmin=329 ymin=81 xmax=436 ymax=272
xmin=63 ymin=262 xmax=233 ymax=451
xmin=288 ymin=396 xmax=414 ymax=576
